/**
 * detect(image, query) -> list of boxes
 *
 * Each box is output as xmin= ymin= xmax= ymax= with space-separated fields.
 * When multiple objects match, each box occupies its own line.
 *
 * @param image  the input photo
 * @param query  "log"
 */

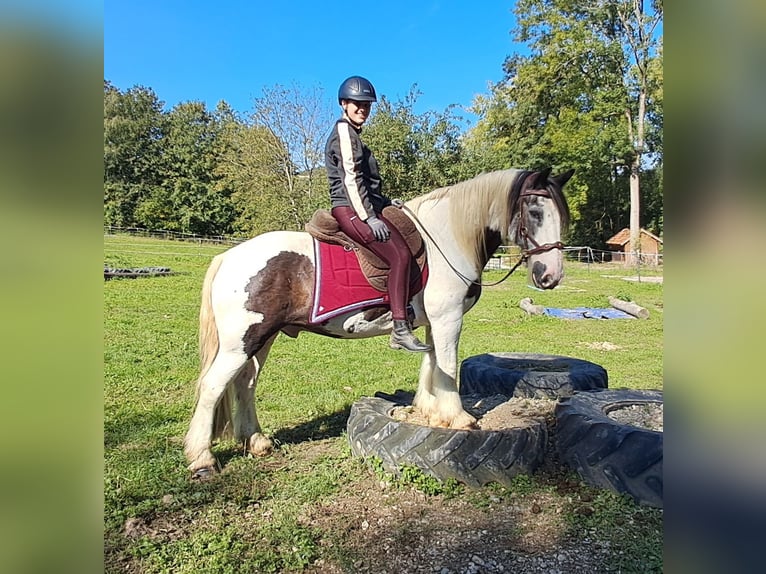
xmin=608 ymin=296 xmax=649 ymax=319
xmin=520 ymin=297 xmax=546 ymax=316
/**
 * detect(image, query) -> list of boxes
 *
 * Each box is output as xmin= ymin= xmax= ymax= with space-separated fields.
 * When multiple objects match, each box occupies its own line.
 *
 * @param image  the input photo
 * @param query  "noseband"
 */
xmin=515 ymin=188 xmax=565 ymax=258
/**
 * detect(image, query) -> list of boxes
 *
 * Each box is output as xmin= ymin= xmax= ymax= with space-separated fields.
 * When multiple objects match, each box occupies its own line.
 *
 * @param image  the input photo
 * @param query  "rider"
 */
xmin=325 ymin=76 xmax=431 ymax=353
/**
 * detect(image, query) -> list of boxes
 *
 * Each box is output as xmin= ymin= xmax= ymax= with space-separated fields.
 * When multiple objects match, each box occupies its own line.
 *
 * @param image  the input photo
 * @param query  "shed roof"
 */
xmin=606 ymin=228 xmax=663 ymax=247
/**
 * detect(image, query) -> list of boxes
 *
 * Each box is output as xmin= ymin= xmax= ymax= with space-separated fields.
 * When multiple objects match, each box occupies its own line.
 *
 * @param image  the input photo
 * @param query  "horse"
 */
xmin=184 ymin=167 xmax=573 ymax=476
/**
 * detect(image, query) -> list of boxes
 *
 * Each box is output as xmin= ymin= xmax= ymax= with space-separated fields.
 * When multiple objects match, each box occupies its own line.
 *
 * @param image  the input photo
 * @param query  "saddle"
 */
xmin=304 ymin=206 xmax=427 ymax=292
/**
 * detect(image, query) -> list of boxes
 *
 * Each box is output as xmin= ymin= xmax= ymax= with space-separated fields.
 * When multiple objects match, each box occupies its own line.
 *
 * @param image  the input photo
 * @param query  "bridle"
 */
xmin=514 ymin=188 xmax=566 ymax=258
xmin=393 ymin=178 xmax=565 ymax=288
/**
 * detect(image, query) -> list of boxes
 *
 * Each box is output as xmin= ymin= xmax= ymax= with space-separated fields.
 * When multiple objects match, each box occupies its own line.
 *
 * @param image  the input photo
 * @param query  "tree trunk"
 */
xmin=628 ymin=157 xmax=641 ymax=266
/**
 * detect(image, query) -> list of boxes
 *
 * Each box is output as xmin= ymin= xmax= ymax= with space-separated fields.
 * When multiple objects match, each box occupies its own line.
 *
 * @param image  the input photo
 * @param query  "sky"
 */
xmin=104 ymin=1 xmax=526 ymax=126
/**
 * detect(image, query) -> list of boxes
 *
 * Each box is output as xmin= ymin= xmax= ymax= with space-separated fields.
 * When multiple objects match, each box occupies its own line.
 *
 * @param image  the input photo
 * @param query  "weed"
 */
xmin=509 ymin=473 xmax=537 ymax=495
xmin=398 ymin=464 xmax=464 ymax=498
xmin=367 ymin=455 xmax=389 ymax=483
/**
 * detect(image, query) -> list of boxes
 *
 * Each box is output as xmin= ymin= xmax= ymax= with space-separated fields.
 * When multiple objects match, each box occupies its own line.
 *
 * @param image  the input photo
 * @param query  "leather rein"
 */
xmin=393 ymin=186 xmax=565 ymax=288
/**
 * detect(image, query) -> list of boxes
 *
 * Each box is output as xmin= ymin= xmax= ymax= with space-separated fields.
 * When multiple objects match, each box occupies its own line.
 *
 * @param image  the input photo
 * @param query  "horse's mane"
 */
xmin=408 ymin=169 xmax=522 ymax=269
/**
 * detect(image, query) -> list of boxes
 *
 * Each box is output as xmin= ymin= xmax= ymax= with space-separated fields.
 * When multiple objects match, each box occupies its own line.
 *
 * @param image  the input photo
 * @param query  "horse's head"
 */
xmin=512 ymin=168 xmax=573 ymax=289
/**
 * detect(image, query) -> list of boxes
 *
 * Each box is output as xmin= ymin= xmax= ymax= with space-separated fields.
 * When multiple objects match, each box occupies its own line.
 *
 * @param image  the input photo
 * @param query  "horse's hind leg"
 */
xmin=233 ymin=335 xmax=276 ymax=457
xmin=184 ymin=349 xmax=248 ymax=474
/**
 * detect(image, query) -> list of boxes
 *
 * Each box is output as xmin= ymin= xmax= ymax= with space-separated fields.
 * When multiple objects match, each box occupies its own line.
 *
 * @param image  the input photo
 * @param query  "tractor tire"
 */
xmin=555 ymin=389 xmax=663 ymax=507
xmin=346 ymin=390 xmax=547 ymax=488
xmin=460 ymin=353 xmax=608 ymax=398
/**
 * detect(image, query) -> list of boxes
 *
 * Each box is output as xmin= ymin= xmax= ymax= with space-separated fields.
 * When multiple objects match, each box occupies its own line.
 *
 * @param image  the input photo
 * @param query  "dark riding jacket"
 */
xmin=325 ymin=117 xmax=390 ymax=221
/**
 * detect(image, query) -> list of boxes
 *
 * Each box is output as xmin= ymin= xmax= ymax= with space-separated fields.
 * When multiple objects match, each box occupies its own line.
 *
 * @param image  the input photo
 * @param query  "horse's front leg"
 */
xmin=412 ymin=314 xmax=477 ymax=430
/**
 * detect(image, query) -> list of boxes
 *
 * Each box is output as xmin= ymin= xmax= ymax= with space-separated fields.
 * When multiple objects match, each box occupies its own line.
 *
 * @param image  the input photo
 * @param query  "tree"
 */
xmin=363 ymin=87 xmax=467 ymax=200
xmin=214 ymin=117 xmax=292 ymax=236
xmin=468 ymin=0 xmax=662 ymax=252
xmin=612 ymin=0 xmax=663 ymax=262
xmin=103 ymin=81 xmax=166 ymax=227
xmin=149 ymin=100 xmax=235 ymax=235
xmin=249 ymin=83 xmax=334 ymax=229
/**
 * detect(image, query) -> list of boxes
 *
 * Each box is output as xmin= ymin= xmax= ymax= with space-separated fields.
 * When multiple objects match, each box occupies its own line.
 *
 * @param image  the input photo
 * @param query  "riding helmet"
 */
xmin=337 ymin=76 xmax=377 ymax=104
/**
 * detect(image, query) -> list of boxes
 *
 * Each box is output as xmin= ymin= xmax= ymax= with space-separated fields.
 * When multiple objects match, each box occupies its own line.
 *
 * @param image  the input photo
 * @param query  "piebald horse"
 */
xmin=184 ymin=167 xmax=572 ymax=476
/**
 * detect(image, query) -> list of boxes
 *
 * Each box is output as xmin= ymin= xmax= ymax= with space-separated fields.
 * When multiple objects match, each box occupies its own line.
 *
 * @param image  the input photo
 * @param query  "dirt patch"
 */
xmin=301 ymin=394 xmax=663 ymax=573
xmin=301 ymin=463 xmax=628 ymax=574
xmin=602 ymin=274 xmax=663 ymax=284
xmin=608 ymin=402 xmax=663 ymax=432
xmin=583 ymin=341 xmax=621 ymax=351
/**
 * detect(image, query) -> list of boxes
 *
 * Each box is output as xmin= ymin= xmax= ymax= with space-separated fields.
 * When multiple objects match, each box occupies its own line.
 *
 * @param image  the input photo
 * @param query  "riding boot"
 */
xmin=389 ymin=319 xmax=433 ymax=353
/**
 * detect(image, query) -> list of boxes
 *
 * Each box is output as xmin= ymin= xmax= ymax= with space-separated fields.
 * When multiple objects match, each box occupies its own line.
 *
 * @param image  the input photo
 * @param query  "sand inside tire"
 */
xmin=391 ymin=394 xmax=556 ymax=430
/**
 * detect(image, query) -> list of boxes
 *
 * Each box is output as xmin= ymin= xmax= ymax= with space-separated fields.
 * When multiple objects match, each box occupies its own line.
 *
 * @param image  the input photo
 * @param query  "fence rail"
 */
xmin=484 ymin=245 xmax=662 ymax=271
xmin=104 ymin=226 xmax=245 ymax=246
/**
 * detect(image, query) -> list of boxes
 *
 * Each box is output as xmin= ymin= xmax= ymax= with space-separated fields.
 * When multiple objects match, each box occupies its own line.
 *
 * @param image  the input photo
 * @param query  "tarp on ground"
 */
xmin=543 ymin=307 xmax=635 ymax=319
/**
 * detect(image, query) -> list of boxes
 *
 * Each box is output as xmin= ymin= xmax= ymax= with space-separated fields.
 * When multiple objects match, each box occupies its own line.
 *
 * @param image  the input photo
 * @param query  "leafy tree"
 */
xmin=214 ymin=111 xmax=294 ymax=236
xmin=147 ymin=100 xmax=235 ymax=235
xmin=103 ymin=81 xmax=166 ymax=227
xmin=363 ymin=87 xmax=467 ymax=200
xmin=468 ymin=0 xmax=662 ymax=251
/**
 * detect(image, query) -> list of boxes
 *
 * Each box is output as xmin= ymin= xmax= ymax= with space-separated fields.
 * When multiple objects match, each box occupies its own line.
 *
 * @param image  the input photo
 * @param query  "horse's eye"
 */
xmin=529 ymin=209 xmax=544 ymax=224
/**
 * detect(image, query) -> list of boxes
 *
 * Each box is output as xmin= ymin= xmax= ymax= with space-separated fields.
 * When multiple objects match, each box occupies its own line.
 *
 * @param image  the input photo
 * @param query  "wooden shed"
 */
xmin=606 ymin=228 xmax=663 ymax=264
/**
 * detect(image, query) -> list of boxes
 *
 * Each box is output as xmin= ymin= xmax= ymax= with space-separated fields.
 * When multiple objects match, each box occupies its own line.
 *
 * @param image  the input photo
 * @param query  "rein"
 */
xmin=392 ymin=186 xmax=564 ymax=288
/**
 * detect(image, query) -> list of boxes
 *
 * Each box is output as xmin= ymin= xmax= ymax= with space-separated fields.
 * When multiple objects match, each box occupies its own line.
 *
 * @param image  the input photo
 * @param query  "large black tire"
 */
xmin=460 ymin=353 xmax=608 ymax=398
xmin=555 ymin=389 xmax=663 ymax=508
xmin=346 ymin=390 xmax=547 ymax=488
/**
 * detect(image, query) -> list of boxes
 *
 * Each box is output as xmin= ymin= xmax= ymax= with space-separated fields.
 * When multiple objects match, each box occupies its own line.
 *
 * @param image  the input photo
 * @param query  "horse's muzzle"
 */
xmin=532 ymin=261 xmax=561 ymax=289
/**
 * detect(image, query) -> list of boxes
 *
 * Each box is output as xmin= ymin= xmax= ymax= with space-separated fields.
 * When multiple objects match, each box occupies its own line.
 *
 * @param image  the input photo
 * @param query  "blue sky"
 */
xmin=104 ymin=1 xmax=525 ymax=125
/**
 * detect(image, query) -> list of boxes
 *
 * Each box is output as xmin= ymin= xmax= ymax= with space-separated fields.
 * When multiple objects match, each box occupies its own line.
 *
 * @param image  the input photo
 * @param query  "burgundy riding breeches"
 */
xmin=331 ymin=206 xmax=412 ymax=321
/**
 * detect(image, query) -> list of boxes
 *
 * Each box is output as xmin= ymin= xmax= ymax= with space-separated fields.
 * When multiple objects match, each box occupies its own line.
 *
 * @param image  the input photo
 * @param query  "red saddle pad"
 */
xmin=310 ymin=240 xmax=427 ymax=324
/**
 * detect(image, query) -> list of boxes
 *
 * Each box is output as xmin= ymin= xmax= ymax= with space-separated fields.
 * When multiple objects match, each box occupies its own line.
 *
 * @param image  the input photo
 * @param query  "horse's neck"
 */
xmin=415 ymin=196 xmax=496 ymax=276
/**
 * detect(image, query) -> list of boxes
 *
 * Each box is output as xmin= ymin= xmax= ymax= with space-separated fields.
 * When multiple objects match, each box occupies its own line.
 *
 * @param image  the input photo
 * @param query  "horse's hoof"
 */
xmin=427 ymin=416 xmax=451 ymax=429
xmin=191 ymin=467 xmax=215 ymax=480
xmin=451 ymin=412 xmax=479 ymax=430
xmin=461 ymin=420 xmax=480 ymax=431
xmin=247 ymin=433 xmax=274 ymax=457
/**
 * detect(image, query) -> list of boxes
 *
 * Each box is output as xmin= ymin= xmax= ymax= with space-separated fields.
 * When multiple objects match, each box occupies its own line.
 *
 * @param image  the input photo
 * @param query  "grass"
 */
xmin=104 ymin=233 xmax=663 ymax=573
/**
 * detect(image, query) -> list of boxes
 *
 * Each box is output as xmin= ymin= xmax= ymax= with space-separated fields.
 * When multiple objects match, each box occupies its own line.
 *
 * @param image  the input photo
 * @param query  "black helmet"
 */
xmin=337 ymin=76 xmax=377 ymax=104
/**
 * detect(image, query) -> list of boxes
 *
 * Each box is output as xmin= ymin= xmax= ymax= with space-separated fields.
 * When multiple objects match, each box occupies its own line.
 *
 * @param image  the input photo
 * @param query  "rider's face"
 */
xmin=342 ymin=99 xmax=372 ymax=125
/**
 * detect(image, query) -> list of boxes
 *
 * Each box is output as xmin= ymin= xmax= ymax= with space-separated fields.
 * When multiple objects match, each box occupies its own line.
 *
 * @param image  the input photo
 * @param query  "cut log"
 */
xmin=520 ymin=297 xmax=545 ymax=315
xmin=608 ymin=296 xmax=649 ymax=319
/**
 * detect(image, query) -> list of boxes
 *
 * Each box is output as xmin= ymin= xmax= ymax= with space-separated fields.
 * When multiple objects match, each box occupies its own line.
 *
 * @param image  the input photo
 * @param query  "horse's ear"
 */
xmin=533 ymin=167 xmax=552 ymax=187
xmin=552 ymin=168 xmax=575 ymax=187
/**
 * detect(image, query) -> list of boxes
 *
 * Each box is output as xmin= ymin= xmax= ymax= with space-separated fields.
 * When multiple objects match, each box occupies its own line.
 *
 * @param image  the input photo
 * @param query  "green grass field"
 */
xmin=104 ymin=234 xmax=663 ymax=573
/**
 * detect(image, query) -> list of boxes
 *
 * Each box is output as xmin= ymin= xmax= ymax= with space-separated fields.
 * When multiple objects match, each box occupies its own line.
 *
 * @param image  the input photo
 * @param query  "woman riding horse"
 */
xmin=325 ymin=75 xmax=431 ymax=353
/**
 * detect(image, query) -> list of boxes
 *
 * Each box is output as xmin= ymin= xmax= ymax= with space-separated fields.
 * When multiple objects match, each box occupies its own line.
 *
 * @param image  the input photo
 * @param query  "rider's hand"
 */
xmin=367 ymin=215 xmax=390 ymax=242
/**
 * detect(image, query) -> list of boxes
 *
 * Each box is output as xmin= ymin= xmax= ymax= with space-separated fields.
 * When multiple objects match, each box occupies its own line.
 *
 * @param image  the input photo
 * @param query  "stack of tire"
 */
xmin=104 ymin=266 xmax=171 ymax=280
xmin=346 ymin=352 xmax=662 ymax=508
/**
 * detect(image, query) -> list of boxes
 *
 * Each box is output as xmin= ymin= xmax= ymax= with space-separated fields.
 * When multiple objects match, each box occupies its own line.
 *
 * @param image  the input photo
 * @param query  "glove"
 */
xmin=367 ymin=215 xmax=390 ymax=242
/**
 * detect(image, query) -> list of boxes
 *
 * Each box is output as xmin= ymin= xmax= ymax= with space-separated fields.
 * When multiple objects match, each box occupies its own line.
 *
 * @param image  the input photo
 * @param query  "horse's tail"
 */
xmin=195 ymin=253 xmax=234 ymax=440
